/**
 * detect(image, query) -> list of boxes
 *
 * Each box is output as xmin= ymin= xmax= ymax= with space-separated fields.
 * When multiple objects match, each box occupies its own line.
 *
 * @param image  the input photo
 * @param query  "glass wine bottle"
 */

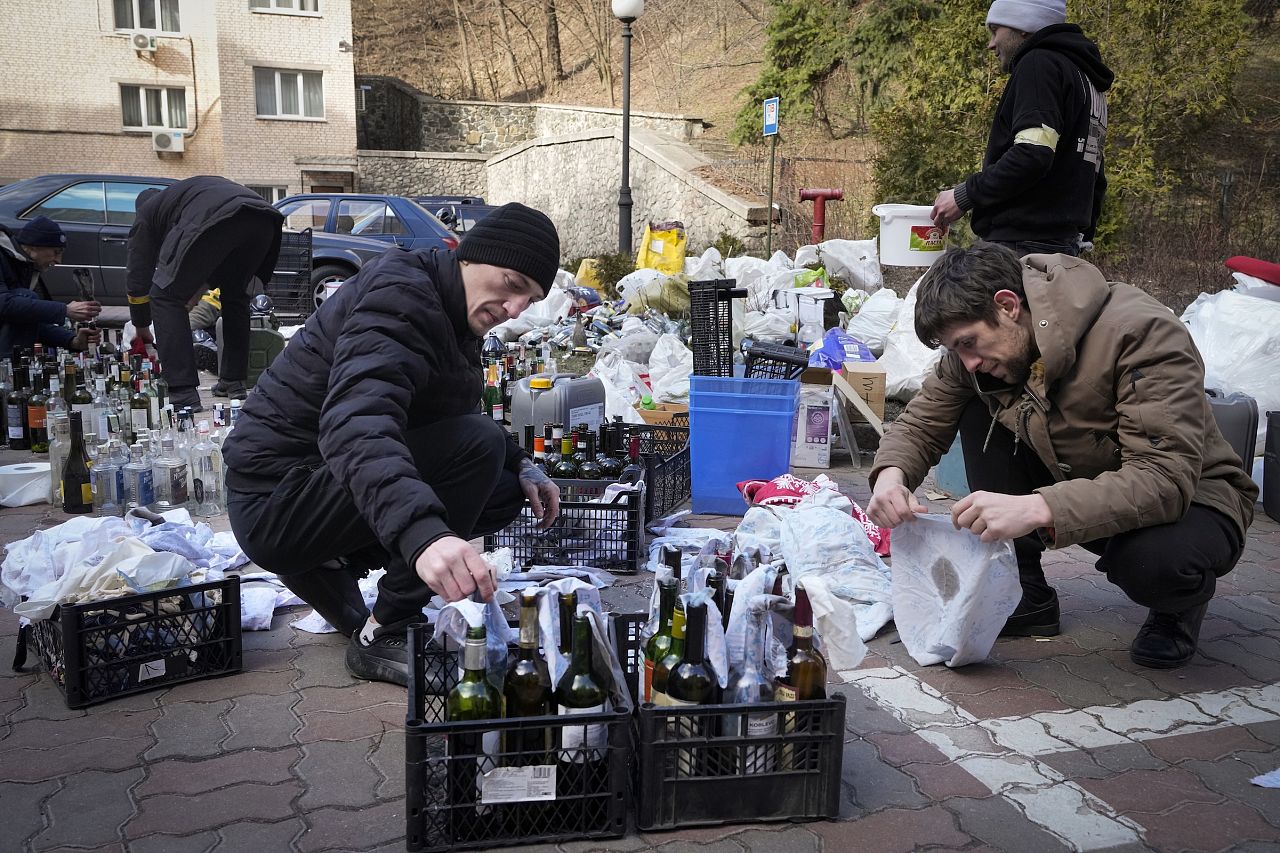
xmin=503 ymin=589 xmax=553 ymax=764
xmin=446 ymin=625 xmax=502 ymax=810
xmin=554 ymin=613 xmax=611 ymax=770
xmin=27 ymin=370 xmax=49 ymax=453
xmin=60 ymin=412 xmax=94 ymax=514
xmin=7 ymin=361 xmax=30 ymax=451
xmin=664 ymin=602 xmax=716 ymax=706
xmin=649 ymin=600 xmax=685 ymax=705
xmin=596 ymin=424 xmax=625 ymax=479
xmin=775 ymin=583 xmax=826 ymax=702
xmin=643 ymin=576 xmax=677 ymax=702
xmin=577 ymin=432 xmax=603 ymax=480
xmin=550 ymin=436 xmax=578 ymax=478
xmin=617 ymin=436 xmax=643 ymax=485
xmin=557 ymin=589 xmax=577 ymax=656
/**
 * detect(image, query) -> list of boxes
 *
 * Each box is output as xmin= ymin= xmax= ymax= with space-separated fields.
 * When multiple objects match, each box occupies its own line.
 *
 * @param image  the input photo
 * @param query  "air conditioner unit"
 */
xmin=131 ymin=32 xmax=157 ymax=53
xmin=152 ymin=130 xmax=184 ymax=153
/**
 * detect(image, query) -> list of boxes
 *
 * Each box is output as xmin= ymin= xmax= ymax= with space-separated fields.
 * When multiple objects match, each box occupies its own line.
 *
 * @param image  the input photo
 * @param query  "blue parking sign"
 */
xmin=763 ymin=97 xmax=779 ymax=137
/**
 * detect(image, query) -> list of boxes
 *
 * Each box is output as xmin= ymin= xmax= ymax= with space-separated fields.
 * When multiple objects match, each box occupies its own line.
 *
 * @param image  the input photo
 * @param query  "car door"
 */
xmin=100 ymin=181 xmax=170 ymax=302
xmin=21 ymin=180 xmax=107 ymax=303
xmin=336 ymin=198 xmax=409 ymax=248
xmin=277 ymin=197 xmax=334 ymax=237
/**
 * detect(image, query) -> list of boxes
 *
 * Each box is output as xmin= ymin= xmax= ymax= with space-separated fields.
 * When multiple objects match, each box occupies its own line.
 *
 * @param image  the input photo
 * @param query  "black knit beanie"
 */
xmin=456 ymin=202 xmax=561 ymax=294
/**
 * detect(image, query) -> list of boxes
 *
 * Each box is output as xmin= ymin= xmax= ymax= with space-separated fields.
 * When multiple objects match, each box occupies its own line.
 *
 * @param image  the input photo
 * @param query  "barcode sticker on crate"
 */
xmin=138 ymin=659 xmax=167 ymax=681
xmin=479 ymin=764 xmax=558 ymax=804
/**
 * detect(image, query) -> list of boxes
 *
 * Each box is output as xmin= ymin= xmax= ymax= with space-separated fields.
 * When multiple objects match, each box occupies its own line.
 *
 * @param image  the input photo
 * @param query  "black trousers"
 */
xmin=957 ymin=399 xmax=1243 ymax=614
xmin=988 ymin=238 xmax=1080 ymax=258
xmin=152 ymin=212 xmax=279 ymax=393
xmin=227 ymin=414 xmax=526 ymax=624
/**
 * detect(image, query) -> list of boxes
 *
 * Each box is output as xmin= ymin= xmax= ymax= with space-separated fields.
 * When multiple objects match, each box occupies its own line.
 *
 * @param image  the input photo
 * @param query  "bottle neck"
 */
xmin=463 ymin=635 xmax=487 ymax=672
xmin=571 ymin=615 xmax=593 ymax=672
xmin=518 ymin=597 xmax=539 ymax=651
xmin=683 ymin=604 xmax=707 ymax=664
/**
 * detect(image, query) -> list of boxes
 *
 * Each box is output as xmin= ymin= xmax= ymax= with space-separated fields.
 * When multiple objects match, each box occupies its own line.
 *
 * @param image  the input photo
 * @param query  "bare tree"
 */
xmin=451 ymin=0 xmax=479 ymax=98
xmin=493 ymin=0 xmax=524 ymax=96
xmin=545 ymin=0 xmax=566 ymax=81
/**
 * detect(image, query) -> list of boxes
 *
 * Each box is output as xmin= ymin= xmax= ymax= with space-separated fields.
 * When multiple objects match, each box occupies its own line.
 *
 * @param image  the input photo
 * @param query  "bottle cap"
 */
xmin=530 ymin=377 xmax=552 ymax=389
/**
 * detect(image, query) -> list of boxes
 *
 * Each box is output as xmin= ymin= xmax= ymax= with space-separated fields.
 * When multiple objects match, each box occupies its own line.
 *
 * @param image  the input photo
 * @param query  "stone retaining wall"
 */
xmin=356 ymin=151 xmax=488 ymax=197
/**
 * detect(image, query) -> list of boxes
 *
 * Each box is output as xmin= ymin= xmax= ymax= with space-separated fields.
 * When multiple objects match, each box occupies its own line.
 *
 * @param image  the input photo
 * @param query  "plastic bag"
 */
xmin=881 ymin=277 xmax=942 ymax=401
xmin=889 ymin=515 xmax=1021 ymax=667
xmin=1181 ymin=288 xmax=1280 ymax=456
xmin=635 ymin=221 xmax=687 ymax=275
xmin=648 ymin=333 xmax=693 ymax=403
xmin=491 ymin=275 xmax=575 ymax=341
xmin=844 ymin=287 xmax=902 ymax=356
xmin=619 ymin=272 xmax=691 ymax=316
xmin=743 ymin=309 xmax=793 ymax=343
xmin=683 ymin=246 xmax=725 ymax=281
xmin=590 ymin=350 xmax=647 ymax=424
xmin=795 ymin=239 xmax=882 ymax=292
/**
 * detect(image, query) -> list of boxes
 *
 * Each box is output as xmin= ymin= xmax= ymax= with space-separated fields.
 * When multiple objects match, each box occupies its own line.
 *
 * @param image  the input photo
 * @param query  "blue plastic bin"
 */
xmin=689 ymin=377 xmax=799 ymax=515
xmin=933 ymin=435 xmax=970 ymax=498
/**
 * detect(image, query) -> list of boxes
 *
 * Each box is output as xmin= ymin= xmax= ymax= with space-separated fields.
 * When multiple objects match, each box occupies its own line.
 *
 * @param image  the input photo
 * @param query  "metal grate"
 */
xmin=743 ymin=342 xmax=810 ymax=381
xmin=628 ymin=423 xmax=691 ymax=520
xmin=484 ymin=480 xmax=645 ymax=573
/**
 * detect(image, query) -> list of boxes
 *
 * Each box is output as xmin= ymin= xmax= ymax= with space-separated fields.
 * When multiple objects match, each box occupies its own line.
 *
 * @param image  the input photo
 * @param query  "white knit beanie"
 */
xmin=985 ymin=0 xmax=1066 ymax=33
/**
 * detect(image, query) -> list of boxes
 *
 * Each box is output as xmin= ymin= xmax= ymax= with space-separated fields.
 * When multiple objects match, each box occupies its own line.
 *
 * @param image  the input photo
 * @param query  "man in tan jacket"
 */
xmin=868 ymin=245 xmax=1257 ymax=669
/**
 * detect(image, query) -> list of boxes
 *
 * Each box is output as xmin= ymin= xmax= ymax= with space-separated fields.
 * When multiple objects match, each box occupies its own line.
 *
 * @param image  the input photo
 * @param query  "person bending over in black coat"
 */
xmin=127 ymin=177 xmax=284 ymax=410
xmin=222 ymin=203 xmax=562 ymax=687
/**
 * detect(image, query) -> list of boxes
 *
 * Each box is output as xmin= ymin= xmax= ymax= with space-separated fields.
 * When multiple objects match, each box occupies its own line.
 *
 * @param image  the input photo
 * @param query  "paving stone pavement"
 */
xmin=1 ymin=438 xmax=1278 ymax=852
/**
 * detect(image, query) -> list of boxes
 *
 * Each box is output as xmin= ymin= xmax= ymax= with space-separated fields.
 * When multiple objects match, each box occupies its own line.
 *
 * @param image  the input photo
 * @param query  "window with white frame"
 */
xmin=249 ymin=0 xmax=320 ymax=12
xmin=114 ymin=0 xmax=181 ymax=32
xmin=120 ymin=85 xmax=188 ymax=130
xmin=247 ymin=185 xmax=289 ymax=204
xmin=254 ymin=68 xmax=324 ymax=119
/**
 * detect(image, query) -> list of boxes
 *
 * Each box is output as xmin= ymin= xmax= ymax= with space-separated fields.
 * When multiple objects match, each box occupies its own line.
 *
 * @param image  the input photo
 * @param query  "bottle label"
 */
xmin=131 ymin=408 xmax=149 ymax=431
xmin=136 ymin=470 xmax=154 ymax=506
xmin=558 ymin=703 xmax=606 ymax=760
xmin=747 ymin=712 xmax=779 ymax=738
xmin=169 ymin=464 xmax=189 ymax=503
xmin=492 ymin=403 xmax=503 ymax=422
xmin=652 ymin=692 xmax=694 ymax=707
xmin=27 ymin=405 xmax=45 ymax=430
xmin=80 ymin=482 xmax=93 ymax=506
xmin=774 ymin=683 xmax=798 ymax=702
xmin=192 ymin=477 xmax=205 ymax=505
xmin=480 ymin=765 xmax=557 ymax=804
xmin=6 ymin=405 xmax=21 ymax=439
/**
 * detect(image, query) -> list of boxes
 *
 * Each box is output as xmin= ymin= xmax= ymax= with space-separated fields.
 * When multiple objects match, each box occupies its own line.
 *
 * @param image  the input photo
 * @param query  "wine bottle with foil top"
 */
xmin=775 ymin=583 xmax=825 ymax=702
xmin=555 ymin=613 xmax=611 ymax=786
xmin=649 ymin=599 xmax=686 ymax=706
xmin=503 ymin=589 xmax=553 ymax=764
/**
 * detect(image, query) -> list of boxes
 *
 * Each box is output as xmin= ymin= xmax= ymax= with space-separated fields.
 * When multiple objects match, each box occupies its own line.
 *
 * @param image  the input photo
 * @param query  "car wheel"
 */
xmin=312 ymin=263 xmax=352 ymax=309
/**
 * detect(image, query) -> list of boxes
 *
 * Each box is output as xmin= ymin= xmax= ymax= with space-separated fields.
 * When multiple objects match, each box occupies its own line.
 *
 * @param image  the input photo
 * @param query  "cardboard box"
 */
xmin=792 ymin=368 xmax=834 ymax=468
xmin=841 ymin=360 xmax=886 ymax=420
xmin=635 ymin=402 xmax=688 ymax=426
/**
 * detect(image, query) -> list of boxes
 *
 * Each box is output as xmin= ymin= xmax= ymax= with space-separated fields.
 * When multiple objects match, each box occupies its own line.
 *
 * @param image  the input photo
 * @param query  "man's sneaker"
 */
xmin=346 ymin=619 xmax=414 ymax=687
xmin=1129 ymin=601 xmax=1209 ymax=669
xmin=1000 ymin=589 xmax=1061 ymax=637
xmin=212 ymin=380 xmax=247 ymax=400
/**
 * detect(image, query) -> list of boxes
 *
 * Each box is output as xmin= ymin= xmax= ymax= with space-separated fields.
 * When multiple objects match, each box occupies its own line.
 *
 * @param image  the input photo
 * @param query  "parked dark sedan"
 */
xmin=0 ymin=174 xmax=390 ymax=306
xmin=275 ymin=193 xmax=459 ymax=261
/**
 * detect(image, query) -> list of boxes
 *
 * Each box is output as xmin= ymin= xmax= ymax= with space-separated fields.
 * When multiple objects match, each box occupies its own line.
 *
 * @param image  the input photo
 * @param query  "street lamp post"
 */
xmin=612 ymin=0 xmax=644 ymax=256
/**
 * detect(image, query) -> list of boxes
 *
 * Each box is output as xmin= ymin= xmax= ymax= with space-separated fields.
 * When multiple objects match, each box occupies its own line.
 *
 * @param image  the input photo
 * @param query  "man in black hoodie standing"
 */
xmin=930 ymin=0 xmax=1114 ymax=256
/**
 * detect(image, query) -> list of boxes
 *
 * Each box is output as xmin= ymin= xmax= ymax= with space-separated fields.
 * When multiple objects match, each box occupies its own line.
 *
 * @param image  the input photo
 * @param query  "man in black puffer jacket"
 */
xmin=223 ymin=203 xmax=562 ymax=687
xmin=930 ymin=0 xmax=1113 ymax=257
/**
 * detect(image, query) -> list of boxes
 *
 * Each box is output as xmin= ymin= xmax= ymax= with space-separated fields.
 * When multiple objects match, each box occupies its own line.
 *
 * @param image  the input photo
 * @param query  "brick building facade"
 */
xmin=0 ymin=0 xmax=358 ymax=198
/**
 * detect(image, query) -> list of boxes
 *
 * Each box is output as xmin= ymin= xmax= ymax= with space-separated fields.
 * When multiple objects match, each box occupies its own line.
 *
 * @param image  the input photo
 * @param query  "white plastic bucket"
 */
xmin=872 ymin=204 xmax=948 ymax=267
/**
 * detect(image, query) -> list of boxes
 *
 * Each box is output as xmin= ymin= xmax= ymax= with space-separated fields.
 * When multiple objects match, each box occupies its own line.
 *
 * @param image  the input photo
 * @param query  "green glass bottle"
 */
xmin=555 ymin=614 xmax=610 ymax=767
xmin=557 ymin=589 xmax=577 ymax=655
xmin=665 ymin=601 xmax=716 ymax=706
xmin=650 ymin=601 xmax=686 ymax=705
xmin=61 ymin=412 xmax=94 ymax=515
xmin=550 ymin=435 xmax=578 ymax=478
xmin=26 ymin=370 xmax=49 ymax=453
xmin=643 ymin=576 xmax=677 ymax=702
xmin=446 ymin=625 xmax=501 ymax=810
xmin=503 ymin=589 xmax=553 ymax=764
xmin=576 ymin=432 xmax=603 ymax=480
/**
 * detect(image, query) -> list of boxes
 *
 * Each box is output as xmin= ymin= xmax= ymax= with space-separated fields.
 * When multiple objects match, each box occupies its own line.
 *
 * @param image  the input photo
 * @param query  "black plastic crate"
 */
xmin=628 ymin=423 xmax=691 ymax=520
xmin=25 ymin=577 xmax=242 ymax=709
xmin=744 ymin=342 xmax=810 ymax=381
xmin=689 ymin=279 xmax=746 ymax=378
xmin=484 ymin=479 xmax=645 ymax=574
xmin=613 ymin=613 xmax=846 ymax=831
xmin=405 ymin=624 xmax=631 ymax=852
xmin=265 ymin=228 xmax=315 ymax=318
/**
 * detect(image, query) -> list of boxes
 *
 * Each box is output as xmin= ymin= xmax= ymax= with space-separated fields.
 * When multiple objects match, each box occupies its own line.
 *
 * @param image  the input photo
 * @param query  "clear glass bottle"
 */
xmin=91 ymin=378 xmax=113 ymax=443
xmin=46 ymin=413 xmax=71 ymax=505
xmin=151 ymin=435 xmax=190 ymax=511
xmin=723 ymin=599 xmax=778 ymax=773
xmin=93 ymin=440 xmax=124 ymax=517
xmin=123 ymin=442 xmax=155 ymax=511
xmin=189 ymin=421 xmax=222 ymax=518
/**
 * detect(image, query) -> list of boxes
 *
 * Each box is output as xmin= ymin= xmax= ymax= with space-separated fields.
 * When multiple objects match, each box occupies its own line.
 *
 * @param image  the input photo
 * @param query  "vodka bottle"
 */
xmin=151 ymin=435 xmax=189 ymax=511
xmin=189 ymin=421 xmax=222 ymax=518
xmin=93 ymin=441 xmax=124 ymax=517
xmin=123 ymin=442 xmax=155 ymax=511
xmin=91 ymin=378 xmax=113 ymax=443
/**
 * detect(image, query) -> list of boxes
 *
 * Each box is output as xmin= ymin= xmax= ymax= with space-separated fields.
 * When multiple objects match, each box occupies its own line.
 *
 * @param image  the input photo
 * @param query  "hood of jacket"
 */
xmin=1014 ymin=24 xmax=1114 ymax=91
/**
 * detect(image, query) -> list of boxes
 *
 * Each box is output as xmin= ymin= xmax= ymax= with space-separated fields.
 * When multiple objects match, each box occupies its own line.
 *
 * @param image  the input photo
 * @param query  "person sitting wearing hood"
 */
xmin=0 ymin=216 xmax=101 ymax=353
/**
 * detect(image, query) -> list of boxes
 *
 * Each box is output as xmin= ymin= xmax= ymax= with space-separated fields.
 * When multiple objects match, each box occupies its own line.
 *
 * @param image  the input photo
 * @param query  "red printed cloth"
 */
xmin=736 ymin=473 xmax=891 ymax=556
